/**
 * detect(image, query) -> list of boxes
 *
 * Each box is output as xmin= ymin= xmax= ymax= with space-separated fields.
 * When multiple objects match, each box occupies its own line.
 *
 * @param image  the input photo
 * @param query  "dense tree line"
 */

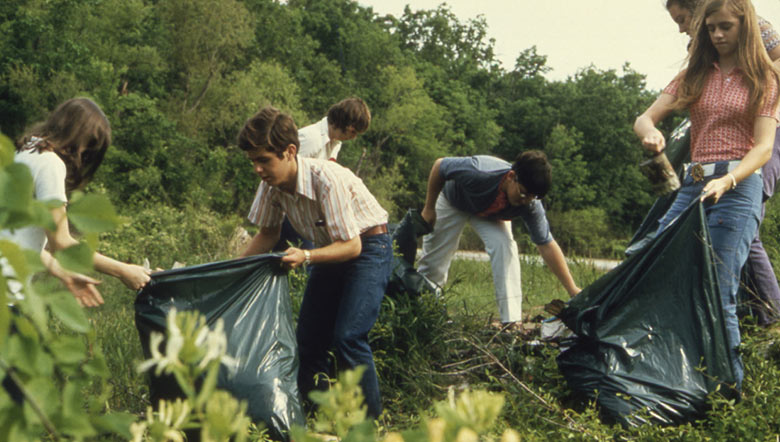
xmin=0 ymin=0 xmax=679 ymax=257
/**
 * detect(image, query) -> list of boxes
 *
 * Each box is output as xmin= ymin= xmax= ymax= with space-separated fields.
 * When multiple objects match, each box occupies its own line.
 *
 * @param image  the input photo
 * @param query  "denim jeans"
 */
xmin=296 ymin=233 xmax=393 ymax=418
xmin=658 ymin=162 xmax=762 ymax=387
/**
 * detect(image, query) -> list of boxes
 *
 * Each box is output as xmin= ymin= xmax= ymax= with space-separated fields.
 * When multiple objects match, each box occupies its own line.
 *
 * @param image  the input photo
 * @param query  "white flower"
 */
xmin=136 ymin=309 xmax=185 ymax=375
xmin=198 ymin=318 xmax=238 ymax=371
xmin=129 ymin=422 xmax=147 ymax=442
xmin=136 ymin=309 xmax=239 ymax=377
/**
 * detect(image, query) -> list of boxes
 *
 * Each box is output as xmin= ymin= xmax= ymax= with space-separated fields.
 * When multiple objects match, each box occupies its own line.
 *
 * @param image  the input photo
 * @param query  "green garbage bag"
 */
xmin=557 ymin=201 xmax=738 ymax=427
xmin=626 ymin=118 xmax=691 ymax=256
xmin=135 ymin=254 xmax=303 ymax=440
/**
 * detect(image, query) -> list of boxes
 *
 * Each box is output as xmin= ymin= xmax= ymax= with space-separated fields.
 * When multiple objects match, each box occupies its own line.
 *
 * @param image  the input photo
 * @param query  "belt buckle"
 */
xmin=691 ymin=163 xmax=704 ymax=182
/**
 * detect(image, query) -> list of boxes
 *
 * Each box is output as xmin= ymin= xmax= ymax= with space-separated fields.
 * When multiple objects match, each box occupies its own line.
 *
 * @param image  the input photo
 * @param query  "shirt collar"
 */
xmin=294 ymin=156 xmax=318 ymax=201
xmin=713 ymin=62 xmax=741 ymax=76
xmin=319 ymin=117 xmax=330 ymax=140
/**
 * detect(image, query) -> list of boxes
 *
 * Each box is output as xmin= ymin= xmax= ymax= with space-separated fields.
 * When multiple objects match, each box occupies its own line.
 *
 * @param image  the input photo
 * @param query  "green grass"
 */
xmin=441 ymin=258 xmax=606 ymax=322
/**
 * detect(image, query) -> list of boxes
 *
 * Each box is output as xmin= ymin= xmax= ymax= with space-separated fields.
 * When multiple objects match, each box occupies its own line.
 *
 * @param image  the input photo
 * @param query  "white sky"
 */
xmin=357 ymin=0 xmax=780 ymax=90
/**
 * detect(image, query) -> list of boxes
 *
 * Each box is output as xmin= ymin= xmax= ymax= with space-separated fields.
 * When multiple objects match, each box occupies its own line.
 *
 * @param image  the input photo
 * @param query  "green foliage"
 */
xmin=759 ymin=196 xmax=780 ymax=268
xmin=155 ymin=0 xmax=253 ymax=119
xmin=8 ymin=0 xmax=778 ymax=439
xmin=547 ymin=207 xmax=627 ymax=259
xmin=2 ymin=0 xmax=663 ymax=243
xmin=98 ymin=203 xmax=241 ymax=268
xmin=544 ymin=124 xmax=595 ymax=212
xmin=309 ymin=366 xmax=371 ymax=438
xmin=0 ymin=132 xmax=129 ymax=440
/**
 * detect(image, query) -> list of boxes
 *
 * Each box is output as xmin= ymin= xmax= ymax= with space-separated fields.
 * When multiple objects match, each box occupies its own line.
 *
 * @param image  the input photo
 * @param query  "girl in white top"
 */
xmin=1 ymin=98 xmax=150 ymax=306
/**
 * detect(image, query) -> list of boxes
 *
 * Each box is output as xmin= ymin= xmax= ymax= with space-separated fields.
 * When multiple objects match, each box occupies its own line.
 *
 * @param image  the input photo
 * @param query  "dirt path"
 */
xmin=417 ymin=249 xmax=621 ymax=272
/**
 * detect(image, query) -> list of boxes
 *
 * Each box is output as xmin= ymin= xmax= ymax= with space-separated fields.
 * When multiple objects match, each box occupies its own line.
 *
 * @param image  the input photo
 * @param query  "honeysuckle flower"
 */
xmin=132 ymin=399 xmax=190 ymax=442
xmin=129 ymin=422 xmax=147 ymax=442
xmin=198 ymin=318 xmax=238 ymax=371
xmin=136 ymin=309 xmax=185 ymax=375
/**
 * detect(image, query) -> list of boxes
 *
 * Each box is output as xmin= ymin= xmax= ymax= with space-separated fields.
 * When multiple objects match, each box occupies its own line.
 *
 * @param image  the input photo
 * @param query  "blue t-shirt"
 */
xmin=439 ymin=156 xmax=553 ymax=245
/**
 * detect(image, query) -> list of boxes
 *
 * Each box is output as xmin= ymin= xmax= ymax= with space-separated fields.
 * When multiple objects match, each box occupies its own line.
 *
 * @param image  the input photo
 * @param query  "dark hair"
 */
xmin=237 ymin=106 xmax=299 ymax=158
xmin=512 ymin=150 xmax=552 ymax=198
xmin=17 ymin=97 xmax=111 ymax=192
xmin=326 ymin=97 xmax=371 ymax=133
xmin=666 ymin=0 xmax=700 ymax=11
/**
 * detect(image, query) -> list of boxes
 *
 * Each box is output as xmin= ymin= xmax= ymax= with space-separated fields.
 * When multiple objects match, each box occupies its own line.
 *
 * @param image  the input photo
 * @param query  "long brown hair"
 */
xmin=674 ymin=0 xmax=780 ymax=117
xmin=17 ymin=98 xmax=111 ymax=191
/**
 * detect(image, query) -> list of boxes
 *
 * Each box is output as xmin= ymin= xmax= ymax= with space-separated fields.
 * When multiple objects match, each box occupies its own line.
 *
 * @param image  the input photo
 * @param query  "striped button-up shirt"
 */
xmin=664 ymin=64 xmax=779 ymax=163
xmin=247 ymin=156 xmax=388 ymax=247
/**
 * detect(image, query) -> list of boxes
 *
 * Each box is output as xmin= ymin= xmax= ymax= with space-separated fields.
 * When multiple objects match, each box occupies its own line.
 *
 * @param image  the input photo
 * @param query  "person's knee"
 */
xmin=332 ymin=332 xmax=371 ymax=361
xmin=485 ymin=236 xmax=518 ymax=257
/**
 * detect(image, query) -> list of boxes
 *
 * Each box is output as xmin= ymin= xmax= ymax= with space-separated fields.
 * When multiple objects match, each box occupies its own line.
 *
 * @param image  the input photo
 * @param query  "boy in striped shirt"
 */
xmin=237 ymin=106 xmax=393 ymax=419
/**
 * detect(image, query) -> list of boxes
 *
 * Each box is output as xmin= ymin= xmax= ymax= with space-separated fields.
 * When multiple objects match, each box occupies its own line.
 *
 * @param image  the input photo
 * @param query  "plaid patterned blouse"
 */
xmin=663 ymin=65 xmax=779 ymax=163
xmin=248 ymin=156 xmax=388 ymax=247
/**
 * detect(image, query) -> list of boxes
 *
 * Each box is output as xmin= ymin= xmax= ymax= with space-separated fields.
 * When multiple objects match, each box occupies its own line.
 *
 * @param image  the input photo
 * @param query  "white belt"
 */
xmin=683 ymin=160 xmax=761 ymax=178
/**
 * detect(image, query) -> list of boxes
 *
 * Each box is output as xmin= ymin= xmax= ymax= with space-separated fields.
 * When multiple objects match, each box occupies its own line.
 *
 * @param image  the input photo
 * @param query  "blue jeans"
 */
xmin=658 ymin=162 xmax=762 ymax=387
xmin=296 ymin=233 xmax=393 ymax=418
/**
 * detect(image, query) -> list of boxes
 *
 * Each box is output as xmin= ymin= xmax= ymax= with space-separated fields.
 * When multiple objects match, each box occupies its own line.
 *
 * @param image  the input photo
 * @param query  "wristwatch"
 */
xmin=303 ymin=250 xmax=312 ymax=266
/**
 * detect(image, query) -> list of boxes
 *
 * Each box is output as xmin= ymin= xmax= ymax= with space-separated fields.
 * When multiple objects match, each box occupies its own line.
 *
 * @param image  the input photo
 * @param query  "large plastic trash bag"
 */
xmin=135 ymin=254 xmax=303 ymax=440
xmin=625 ymin=118 xmax=691 ymax=256
xmin=557 ymin=201 xmax=738 ymax=427
xmin=386 ymin=208 xmax=438 ymax=297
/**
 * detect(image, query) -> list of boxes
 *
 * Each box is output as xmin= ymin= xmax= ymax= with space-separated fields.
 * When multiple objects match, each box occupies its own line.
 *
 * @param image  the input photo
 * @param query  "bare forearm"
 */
xmin=40 ymin=250 xmax=65 ymax=278
xmin=633 ymin=93 xmax=676 ymax=153
xmin=92 ymin=252 xmax=127 ymax=278
xmin=240 ymin=226 xmax=281 ymax=257
xmin=421 ymin=158 xmax=445 ymax=226
xmin=281 ymin=236 xmax=361 ymax=269
xmin=537 ymin=240 xmax=580 ymax=296
xmin=308 ymin=237 xmax=361 ymax=264
xmin=423 ymin=159 xmax=445 ymax=211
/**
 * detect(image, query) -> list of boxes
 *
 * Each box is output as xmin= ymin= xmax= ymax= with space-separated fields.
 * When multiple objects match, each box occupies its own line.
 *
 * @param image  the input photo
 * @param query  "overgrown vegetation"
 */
xmin=0 ymin=0 xmax=674 ymax=258
xmin=4 ymin=0 xmax=780 ymax=439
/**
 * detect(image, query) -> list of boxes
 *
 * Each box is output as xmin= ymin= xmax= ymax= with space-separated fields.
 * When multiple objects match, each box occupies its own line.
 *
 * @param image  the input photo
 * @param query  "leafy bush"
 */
xmin=98 ymin=202 xmax=242 ymax=269
xmin=547 ymin=207 xmax=628 ymax=258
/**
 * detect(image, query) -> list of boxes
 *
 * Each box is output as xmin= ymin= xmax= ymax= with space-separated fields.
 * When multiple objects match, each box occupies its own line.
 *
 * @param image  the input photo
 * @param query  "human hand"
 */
xmin=119 ymin=264 xmax=152 ymax=291
xmin=421 ymin=206 xmax=437 ymax=229
xmin=280 ymin=247 xmax=306 ymax=270
xmin=640 ymin=129 xmax=666 ymax=154
xmin=61 ymin=272 xmax=104 ymax=307
xmin=700 ymin=176 xmax=731 ymax=204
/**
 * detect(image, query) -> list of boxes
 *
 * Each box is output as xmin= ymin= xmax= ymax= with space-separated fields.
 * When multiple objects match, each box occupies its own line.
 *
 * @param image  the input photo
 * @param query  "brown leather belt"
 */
xmin=361 ymin=224 xmax=388 ymax=238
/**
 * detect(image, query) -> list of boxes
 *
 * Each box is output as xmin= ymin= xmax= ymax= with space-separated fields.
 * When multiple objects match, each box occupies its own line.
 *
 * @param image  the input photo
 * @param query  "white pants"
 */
xmin=417 ymin=194 xmax=523 ymax=322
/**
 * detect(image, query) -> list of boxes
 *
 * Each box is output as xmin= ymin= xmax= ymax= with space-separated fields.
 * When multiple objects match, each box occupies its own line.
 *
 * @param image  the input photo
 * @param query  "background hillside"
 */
xmin=0 ymin=0 xmax=698 ymax=261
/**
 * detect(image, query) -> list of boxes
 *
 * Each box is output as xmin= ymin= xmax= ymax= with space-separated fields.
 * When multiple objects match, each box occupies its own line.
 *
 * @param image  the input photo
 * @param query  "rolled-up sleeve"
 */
xmin=518 ymin=200 xmax=553 ymax=245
